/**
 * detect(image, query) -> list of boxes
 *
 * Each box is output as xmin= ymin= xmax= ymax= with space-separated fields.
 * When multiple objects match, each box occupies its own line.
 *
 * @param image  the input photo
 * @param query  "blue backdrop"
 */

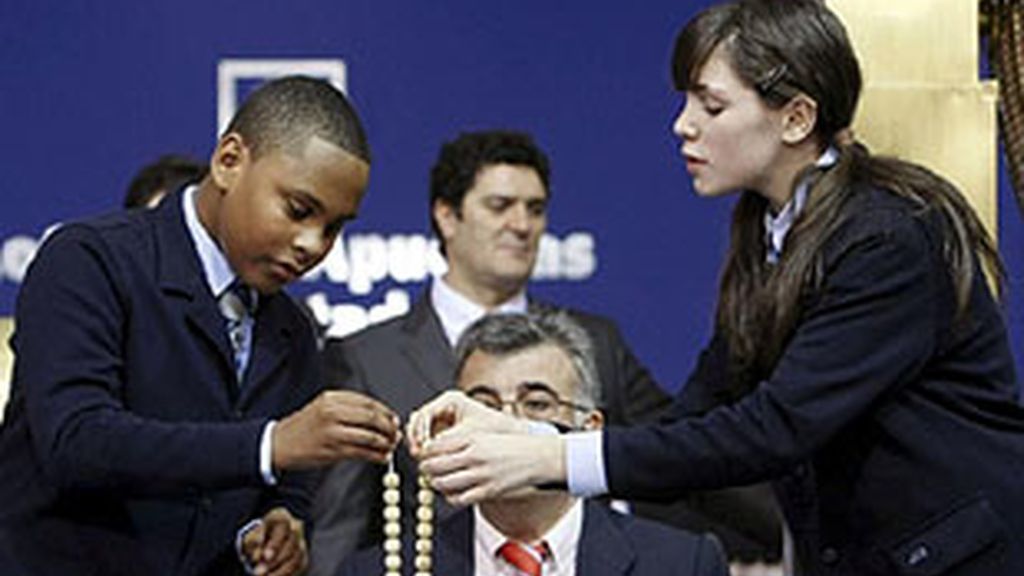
xmin=1 ymin=1 xmax=1021 ymax=392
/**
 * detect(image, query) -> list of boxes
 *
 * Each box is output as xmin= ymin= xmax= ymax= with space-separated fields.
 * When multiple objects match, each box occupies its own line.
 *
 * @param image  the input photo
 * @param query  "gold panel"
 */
xmin=828 ymin=0 xmax=977 ymax=85
xmin=829 ymin=0 xmax=997 ymax=239
xmin=854 ymin=82 xmax=999 ymax=235
xmin=0 ymin=317 xmax=12 ymax=422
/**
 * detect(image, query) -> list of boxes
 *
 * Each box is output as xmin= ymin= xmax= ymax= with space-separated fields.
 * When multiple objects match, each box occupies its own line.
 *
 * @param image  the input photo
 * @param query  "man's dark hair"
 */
xmin=429 ymin=130 xmax=550 ymax=247
xmin=123 ymin=154 xmax=207 ymax=209
xmin=225 ymin=75 xmax=371 ymax=163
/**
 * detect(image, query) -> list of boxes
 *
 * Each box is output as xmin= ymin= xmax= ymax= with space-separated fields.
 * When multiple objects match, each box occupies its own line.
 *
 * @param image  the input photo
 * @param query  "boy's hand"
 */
xmin=273 ymin=390 xmax=400 ymax=470
xmin=241 ymin=507 xmax=307 ymax=576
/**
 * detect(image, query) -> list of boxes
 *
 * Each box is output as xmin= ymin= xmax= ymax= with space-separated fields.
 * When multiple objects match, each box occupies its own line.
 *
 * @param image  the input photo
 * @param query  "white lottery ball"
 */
xmin=416 ymin=506 xmax=434 ymax=522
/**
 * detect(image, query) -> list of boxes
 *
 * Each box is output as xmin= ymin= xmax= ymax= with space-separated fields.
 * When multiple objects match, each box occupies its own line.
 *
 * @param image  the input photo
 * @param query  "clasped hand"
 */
xmin=406 ymin=391 xmax=567 ymax=506
xmin=270 ymin=388 xmax=567 ymax=508
xmin=240 ymin=507 xmax=306 ymax=576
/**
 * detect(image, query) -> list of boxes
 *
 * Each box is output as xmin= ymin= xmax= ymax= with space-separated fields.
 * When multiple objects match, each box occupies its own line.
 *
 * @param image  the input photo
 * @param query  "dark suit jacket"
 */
xmin=340 ymin=500 xmax=728 ymax=576
xmin=309 ymin=294 xmax=675 ymax=575
xmin=0 ymin=194 xmax=321 ymax=575
xmin=605 ymin=186 xmax=1024 ymax=575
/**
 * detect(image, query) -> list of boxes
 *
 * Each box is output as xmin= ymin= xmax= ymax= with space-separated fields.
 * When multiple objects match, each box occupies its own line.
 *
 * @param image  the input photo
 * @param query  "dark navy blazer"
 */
xmin=605 ymin=186 xmax=1024 ymax=575
xmin=339 ymin=500 xmax=728 ymax=576
xmin=0 ymin=192 xmax=321 ymax=575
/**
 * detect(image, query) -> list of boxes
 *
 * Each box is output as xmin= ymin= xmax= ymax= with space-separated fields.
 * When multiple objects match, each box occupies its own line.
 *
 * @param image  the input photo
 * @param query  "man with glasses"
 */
xmin=341 ymin=310 xmax=728 ymax=576
xmin=466 ymin=381 xmax=594 ymax=423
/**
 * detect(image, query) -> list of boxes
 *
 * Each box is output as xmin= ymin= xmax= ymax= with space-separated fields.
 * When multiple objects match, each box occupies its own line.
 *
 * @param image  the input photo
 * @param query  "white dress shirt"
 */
xmin=474 ymin=499 xmax=584 ymax=576
xmin=764 ymin=145 xmax=839 ymax=263
xmin=431 ymin=275 xmax=528 ymax=348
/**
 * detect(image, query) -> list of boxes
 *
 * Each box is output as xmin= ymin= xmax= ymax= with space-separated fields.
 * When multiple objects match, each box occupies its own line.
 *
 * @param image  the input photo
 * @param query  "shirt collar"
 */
xmin=763 ymin=146 xmax=839 ymax=263
xmin=431 ymin=275 xmax=528 ymax=348
xmin=474 ymin=499 xmax=584 ymax=572
xmin=182 ymin=186 xmax=240 ymax=299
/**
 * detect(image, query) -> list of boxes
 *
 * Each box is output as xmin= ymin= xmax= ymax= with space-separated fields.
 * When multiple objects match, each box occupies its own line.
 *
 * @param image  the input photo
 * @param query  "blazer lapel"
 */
xmin=577 ymin=501 xmax=637 ymax=575
xmin=153 ymin=192 xmax=236 ymax=400
xmin=183 ymin=296 xmax=233 ymax=374
xmin=398 ymin=294 xmax=457 ymax=395
xmin=237 ymin=294 xmax=292 ymax=406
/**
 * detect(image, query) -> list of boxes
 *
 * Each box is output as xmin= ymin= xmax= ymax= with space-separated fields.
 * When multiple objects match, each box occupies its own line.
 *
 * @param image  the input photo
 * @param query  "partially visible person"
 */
xmin=123 ymin=153 xmax=207 ymax=209
xmin=342 ymin=311 xmax=728 ymax=576
xmin=310 ymin=130 xmax=778 ymax=574
xmin=410 ymin=1 xmax=1024 ymax=574
xmin=0 ymin=76 xmax=399 ymax=576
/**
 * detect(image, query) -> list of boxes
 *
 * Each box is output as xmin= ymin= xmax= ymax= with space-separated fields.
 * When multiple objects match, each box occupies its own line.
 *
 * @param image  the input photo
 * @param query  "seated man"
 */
xmin=341 ymin=311 xmax=727 ymax=575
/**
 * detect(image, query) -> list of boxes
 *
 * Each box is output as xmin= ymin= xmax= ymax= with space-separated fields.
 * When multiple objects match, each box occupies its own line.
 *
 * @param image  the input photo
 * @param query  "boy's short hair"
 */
xmin=225 ymin=75 xmax=371 ymax=163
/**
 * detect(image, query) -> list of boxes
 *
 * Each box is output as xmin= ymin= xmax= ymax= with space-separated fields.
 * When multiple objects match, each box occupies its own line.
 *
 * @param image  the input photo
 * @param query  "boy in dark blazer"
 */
xmin=0 ymin=76 xmax=399 ymax=576
xmin=341 ymin=311 xmax=727 ymax=576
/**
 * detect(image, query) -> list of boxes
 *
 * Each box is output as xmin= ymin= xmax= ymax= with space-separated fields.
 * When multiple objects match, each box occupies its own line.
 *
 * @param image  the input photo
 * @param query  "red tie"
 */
xmin=498 ymin=540 xmax=549 ymax=576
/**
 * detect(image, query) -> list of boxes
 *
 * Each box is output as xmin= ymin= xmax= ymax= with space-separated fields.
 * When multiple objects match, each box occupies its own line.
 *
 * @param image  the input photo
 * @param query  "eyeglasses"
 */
xmin=464 ymin=381 xmax=592 ymax=422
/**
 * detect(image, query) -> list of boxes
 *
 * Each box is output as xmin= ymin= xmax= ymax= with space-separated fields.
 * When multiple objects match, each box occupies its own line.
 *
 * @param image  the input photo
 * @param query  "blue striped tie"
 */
xmin=218 ymin=281 xmax=254 ymax=382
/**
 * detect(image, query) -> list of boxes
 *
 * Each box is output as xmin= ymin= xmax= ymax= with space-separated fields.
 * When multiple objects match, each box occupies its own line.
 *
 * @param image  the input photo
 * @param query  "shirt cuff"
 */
xmin=260 ymin=420 xmax=278 ymax=486
xmin=566 ymin=430 xmax=608 ymax=497
xmin=236 ymin=518 xmax=263 ymax=574
xmin=526 ymin=420 xmax=559 ymax=436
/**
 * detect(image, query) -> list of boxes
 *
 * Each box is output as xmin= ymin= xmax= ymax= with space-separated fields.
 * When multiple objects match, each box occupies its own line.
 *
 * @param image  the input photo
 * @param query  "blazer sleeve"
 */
xmin=14 ymin=225 xmax=266 ymax=495
xmin=308 ymin=338 xmax=382 ymax=576
xmin=264 ymin=328 xmax=324 ymax=525
xmin=604 ymin=211 xmax=948 ymax=498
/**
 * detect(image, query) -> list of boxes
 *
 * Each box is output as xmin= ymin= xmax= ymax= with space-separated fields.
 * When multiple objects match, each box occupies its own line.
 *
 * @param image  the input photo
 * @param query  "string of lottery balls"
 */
xmin=382 ymin=456 xmax=434 ymax=575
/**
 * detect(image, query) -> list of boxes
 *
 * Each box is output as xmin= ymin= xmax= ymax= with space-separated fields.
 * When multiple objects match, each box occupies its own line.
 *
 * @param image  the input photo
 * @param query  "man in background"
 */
xmin=123 ymin=154 xmax=207 ymax=209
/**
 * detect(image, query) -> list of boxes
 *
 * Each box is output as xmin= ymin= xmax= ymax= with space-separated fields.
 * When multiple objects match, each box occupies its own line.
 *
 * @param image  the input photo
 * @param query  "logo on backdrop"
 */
xmin=0 ymin=228 xmax=596 ymax=338
xmin=217 ymin=58 xmax=348 ymax=137
xmin=0 ymin=58 xmax=599 ymax=338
